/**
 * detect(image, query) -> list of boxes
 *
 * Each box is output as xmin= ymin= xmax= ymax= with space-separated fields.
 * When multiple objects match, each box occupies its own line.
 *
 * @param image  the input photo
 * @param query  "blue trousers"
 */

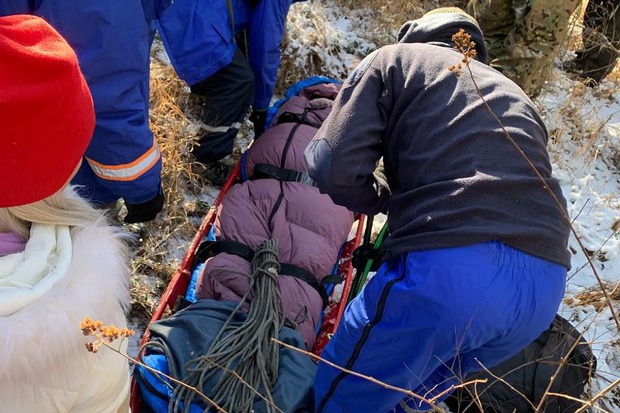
xmin=314 ymin=241 xmax=566 ymax=412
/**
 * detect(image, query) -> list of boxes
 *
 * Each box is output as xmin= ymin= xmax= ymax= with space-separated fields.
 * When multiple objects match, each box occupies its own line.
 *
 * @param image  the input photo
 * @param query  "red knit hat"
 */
xmin=0 ymin=15 xmax=95 ymax=208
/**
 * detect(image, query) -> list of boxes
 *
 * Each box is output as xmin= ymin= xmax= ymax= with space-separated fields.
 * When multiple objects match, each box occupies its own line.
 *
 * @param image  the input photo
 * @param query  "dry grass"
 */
xmin=276 ymin=0 xmax=465 ymax=96
xmin=127 ymin=52 xmax=207 ymax=322
xmin=565 ymin=282 xmax=620 ymax=312
xmin=131 ymin=0 xmax=620 ymax=353
xmin=126 ymin=1 xmax=620 ymax=409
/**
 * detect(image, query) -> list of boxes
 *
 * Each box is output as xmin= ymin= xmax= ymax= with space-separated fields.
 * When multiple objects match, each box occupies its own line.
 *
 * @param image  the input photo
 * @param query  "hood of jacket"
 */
xmin=397 ymin=7 xmax=488 ymax=64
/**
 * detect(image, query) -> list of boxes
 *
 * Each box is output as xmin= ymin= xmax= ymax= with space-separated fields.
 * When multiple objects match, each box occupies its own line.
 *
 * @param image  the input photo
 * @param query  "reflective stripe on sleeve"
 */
xmin=86 ymin=141 xmax=161 ymax=182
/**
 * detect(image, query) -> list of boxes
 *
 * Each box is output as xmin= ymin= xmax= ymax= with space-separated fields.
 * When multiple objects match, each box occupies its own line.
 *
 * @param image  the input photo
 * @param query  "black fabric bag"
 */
xmin=444 ymin=314 xmax=596 ymax=413
xmin=134 ymin=299 xmax=316 ymax=413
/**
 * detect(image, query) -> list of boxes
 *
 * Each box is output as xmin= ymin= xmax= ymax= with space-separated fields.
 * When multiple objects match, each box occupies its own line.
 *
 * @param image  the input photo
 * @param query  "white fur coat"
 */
xmin=0 ymin=220 xmax=131 ymax=412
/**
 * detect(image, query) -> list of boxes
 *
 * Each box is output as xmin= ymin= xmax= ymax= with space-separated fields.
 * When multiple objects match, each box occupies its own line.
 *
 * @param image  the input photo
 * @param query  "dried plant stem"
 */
xmin=573 ymin=376 xmax=620 ymax=413
xmin=457 ymin=54 xmax=615 ymax=412
xmin=94 ymin=335 xmax=227 ymax=413
xmin=472 ymin=359 xmax=537 ymax=411
xmin=464 ymin=62 xmax=620 ymax=332
xmin=272 ymin=338 xmax=488 ymax=412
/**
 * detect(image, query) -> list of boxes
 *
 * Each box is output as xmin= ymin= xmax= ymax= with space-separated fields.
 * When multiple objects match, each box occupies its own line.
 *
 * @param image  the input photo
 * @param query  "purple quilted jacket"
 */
xmin=196 ymin=83 xmax=354 ymax=349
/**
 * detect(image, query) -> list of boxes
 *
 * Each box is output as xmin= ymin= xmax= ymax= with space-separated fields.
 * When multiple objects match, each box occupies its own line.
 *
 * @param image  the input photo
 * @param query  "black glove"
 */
xmin=249 ymin=108 xmax=268 ymax=138
xmin=351 ymin=243 xmax=384 ymax=272
xmin=124 ymin=192 xmax=165 ymax=224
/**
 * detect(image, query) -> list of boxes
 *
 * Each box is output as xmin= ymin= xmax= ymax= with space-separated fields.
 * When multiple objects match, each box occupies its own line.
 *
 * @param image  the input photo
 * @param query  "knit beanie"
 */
xmin=396 ymin=7 xmax=489 ymax=64
xmin=0 ymin=15 xmax=94 ymax=208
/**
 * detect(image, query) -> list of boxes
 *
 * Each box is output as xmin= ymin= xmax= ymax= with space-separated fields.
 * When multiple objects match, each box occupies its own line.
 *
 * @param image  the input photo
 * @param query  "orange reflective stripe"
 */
xmin=86 ymin=141 xmax=160 ymax=182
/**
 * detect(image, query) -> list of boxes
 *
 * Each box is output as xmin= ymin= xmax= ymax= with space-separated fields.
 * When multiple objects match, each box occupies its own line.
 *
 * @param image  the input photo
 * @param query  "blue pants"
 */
xmin=314 ymin=241 xmax=566 ymax=412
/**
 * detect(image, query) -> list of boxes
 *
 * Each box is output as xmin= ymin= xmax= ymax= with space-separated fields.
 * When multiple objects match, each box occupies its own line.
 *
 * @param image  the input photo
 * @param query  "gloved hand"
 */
xmin=249 ymin=108 xmax=268 ymax=138
xmin=351 ymin=243 xmax=383 ymax=272
xmin=124 ymin=192 xmax=165 ymax=224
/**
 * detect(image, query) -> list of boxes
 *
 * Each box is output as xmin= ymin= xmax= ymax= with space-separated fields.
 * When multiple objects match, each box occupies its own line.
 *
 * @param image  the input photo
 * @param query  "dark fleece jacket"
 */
xmin=304 ymin=10 xmax=571 ymax=268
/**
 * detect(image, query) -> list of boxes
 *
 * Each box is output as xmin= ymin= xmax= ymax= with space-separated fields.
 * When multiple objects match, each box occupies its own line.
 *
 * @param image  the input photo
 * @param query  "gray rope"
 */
xmin=170 ymin=239 xmax=284 ymax=413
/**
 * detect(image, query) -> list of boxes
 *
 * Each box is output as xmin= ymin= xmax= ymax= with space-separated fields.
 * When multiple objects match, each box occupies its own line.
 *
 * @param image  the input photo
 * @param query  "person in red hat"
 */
xmin=0 ymin=0 xmax=169 ymax=224
xmin=0 ymin=15 xmax=131 ymax=413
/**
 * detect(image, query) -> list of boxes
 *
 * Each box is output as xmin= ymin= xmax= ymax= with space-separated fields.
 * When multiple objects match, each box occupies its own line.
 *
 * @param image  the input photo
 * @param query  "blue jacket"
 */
xmin=0 ymin=0 xmax=168 ymax=205
xmin=157 ymin=0 xmax=303 ymax=110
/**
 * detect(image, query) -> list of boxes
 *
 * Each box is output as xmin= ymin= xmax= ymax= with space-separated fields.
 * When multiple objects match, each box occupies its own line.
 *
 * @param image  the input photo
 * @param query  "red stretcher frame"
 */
xmin=129 ymin=162 xmax=365 ymax=412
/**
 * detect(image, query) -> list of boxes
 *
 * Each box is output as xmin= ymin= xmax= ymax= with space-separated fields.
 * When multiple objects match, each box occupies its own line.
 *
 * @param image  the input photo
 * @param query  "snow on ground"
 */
xmin=539 ymin=72 xmax=620 ymax=410
xmin=283 ymin=1 xmax=620 ymax=408
xmin=132 ymin=1 xmax=620 ymax=409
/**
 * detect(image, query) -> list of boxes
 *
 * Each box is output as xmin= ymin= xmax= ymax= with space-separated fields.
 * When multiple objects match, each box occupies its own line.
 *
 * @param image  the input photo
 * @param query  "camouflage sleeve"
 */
xmin=469 ymin=0 xmax=580 ymax=96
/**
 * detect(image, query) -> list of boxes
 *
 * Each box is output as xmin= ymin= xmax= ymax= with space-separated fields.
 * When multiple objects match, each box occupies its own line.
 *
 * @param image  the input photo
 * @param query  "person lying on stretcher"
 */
xmin=135 ymin=79 xmax=354 ymax=413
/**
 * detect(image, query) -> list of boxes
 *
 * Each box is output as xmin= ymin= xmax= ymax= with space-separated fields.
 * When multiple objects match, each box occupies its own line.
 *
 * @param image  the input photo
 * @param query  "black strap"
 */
xmin=195 ymin=240 xmax=329 ymax=307
xmin=321 ymin=273 xmax=344 ymax=286
xmin=253 ymin=163 xmax=317 ymax=187
xmin=275 ymin=110 xmax=322 ymax=128
xmin=195 ymin=240 xmax=255 ymax=265
xmin=279 ymin=263 xmax=328 ymax=307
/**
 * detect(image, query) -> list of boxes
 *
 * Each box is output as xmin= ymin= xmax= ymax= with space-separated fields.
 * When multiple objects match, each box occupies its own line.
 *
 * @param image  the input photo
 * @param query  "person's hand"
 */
xmin=124 ymin=192 xmax=164 ymax=223
xmin=351 ymin=243 xmax=383 ymax=272
xmin=249 ymin=108 xmax=268 ymax=138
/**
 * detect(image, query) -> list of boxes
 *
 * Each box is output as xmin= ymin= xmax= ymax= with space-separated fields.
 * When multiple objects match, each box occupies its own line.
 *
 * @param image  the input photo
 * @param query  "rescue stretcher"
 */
xmin=129 ymin=161 xmax=367 ymax=412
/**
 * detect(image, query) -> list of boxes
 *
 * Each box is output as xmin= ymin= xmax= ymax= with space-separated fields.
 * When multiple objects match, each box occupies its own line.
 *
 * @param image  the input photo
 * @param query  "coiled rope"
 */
xmin=171 ymin=238 xmax=284 ymax=413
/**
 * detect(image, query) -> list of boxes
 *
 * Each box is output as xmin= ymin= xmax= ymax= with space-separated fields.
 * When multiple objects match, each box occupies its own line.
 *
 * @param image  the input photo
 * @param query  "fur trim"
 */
xmin=0 ymin=219 xmax=131 ymax=384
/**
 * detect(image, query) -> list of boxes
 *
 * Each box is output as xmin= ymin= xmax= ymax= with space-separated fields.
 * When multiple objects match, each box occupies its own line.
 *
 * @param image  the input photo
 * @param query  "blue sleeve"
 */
xmin=0 ymin=0 xmax=33 ymax=15
xmin=157 ymin=0 xmax=236 ymax=86
xmin=34 ymin=0 xmax=162 ymax=204
xmin=247 ymin=0 xmax=298 ymax=110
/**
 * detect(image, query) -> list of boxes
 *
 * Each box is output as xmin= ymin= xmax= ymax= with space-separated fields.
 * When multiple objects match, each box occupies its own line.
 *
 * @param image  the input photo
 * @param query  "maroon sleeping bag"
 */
xmin=196 ymin=82 xmax=355 ymax=349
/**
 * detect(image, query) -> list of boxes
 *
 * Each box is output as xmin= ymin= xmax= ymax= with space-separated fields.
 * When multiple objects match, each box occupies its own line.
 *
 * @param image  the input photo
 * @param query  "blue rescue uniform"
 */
xmin=0 ymin=0 xmax=167 ymax=205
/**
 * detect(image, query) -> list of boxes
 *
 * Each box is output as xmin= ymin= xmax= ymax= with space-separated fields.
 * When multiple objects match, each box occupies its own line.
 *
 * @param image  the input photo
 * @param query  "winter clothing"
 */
xmin=0 ymin=15 xmax=94 ymax=208
xmin=316 ymin=243 xmax=566 ymax=412
xmin=196 ymin=82 xmax=354 ymax=350
xmin=304 ymin=8 xmax=570 ymax=412
xmin=0 ymin=233 xmax=27 ymax=257
xmin=305 ymin=10 xmax=570 ymax=270
xmin=249 ymin=108 xmax=269 ymax=137
xmin=124 ymin=191 xmax=165 ymax=224
xmin=0 ymin=15 xmax=132 ymax=412
xmin=0 ymin=0 xmax=168 ymax=211
xmin=0 ymin=221 xmax=131 ymax=412
xmin=396 ymin=6 xmax=489 ymax=64
xmin=157 ymin=0 xmax=303 ymax=163
xmin=467 ymin=0 xmax=580 ymax=97
xmin=188 ymin=47 xmax=256 ymax=164
xmin=158 ymin=0 xmax=301 ymax=109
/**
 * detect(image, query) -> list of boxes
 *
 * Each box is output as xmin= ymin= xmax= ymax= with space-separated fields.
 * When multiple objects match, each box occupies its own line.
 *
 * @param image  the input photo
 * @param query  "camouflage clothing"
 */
xmin=572 ymin=0 xmax=620 ymax=83
xmin=468 ymin=0 xmax=579 ymax=97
